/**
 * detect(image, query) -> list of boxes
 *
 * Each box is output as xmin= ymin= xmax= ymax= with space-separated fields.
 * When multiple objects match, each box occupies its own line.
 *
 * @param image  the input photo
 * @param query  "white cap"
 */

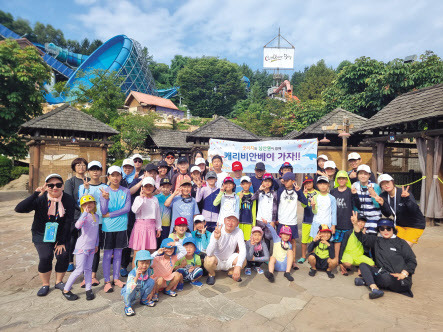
xmin=357 ymin=164 xmax=371 ymax=174
xmin=190 ymin=166 xmax=201 ymax=173
xmin=324 ymin=160 xmax=336 ymax=169
xmin=132 ymin=153 xmax=143 ymax=160
xmin=45 ymin=173 xmax=63 ymax=182
xmin=224 ymin=211 xmax=239 ymax=220
xmin=88 ymin=160 xmax=102 ymax=169
xmin=194 ymin=215 xmax=206 ymax=222
xmin=107 ymin=165 xmax=122 ymax=175
xmin=122 ymin=158 xmax=135 ymax=167
xmin=195 ymin=157 xmax=206 ymax=165
xmin=378 ymin=174 xmax=394 ymax=185
xmin=348 ymin=152 xmax=361 ymax=160
xmin=316 ymin=175 xmax=329 ymax=183
xmin=317 ymin=154 xmax=328 ymax=161
xmin=142 ymin=177 xmax=156 ymax=187
xmin=240 ymin=175 xmax=251 ymax=183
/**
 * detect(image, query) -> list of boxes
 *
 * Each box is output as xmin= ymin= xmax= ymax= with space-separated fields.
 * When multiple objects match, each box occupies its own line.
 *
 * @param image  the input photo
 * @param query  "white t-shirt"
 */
xmin=313 ymin=194 xmax=332 ymax=226
xmin=206 ymin=227 xmax=246 ymax=267
xmin=216 ymin=171 xmax=229 ymax=188
xmin=278 ymin=189 xmax=298 ymax=225
xmin=256 ymin=192 xmax=273 ymax=223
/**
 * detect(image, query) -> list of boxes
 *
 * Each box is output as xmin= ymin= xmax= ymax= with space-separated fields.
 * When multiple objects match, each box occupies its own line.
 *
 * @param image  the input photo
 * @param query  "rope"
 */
xmin=394 ymin=176 xmax=426 ymax=187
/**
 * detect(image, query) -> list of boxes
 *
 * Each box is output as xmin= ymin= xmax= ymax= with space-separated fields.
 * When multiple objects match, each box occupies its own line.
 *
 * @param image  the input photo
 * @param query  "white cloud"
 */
xmin=74 ymin=0 xmax=443 ymax=69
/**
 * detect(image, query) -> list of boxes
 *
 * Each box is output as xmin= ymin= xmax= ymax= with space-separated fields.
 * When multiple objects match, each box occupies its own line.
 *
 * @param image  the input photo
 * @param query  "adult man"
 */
xmin=164 ymin=151 xmax=177 ymax=179
xmin=250 ymin=162 xmax=279 ymax=193
xmin=204 ymin=213 xmax=246 ymax=285
xmin=348 ymin=152 xmax=376 ymax=184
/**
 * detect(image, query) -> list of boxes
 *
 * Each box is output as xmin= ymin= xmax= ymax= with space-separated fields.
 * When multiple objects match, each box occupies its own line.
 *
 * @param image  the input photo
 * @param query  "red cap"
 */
xmin=175 ymin=217 xmax=188 ymax=226
xmin=262 ymin=173 xmax=273 ymax=180
xmin=232 ymin=161 xmax=243 ymax=171
xmin=223 ymin=176 xmax=235 ymax=184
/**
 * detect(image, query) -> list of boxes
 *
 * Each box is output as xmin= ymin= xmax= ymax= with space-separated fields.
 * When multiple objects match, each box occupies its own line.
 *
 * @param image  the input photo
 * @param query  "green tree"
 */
xmin=290 ymin=67 xmax=307 ymax=98
xmin=33 ymin=22 xmax=66 ymax=47
xmin=169 ymin=55 xmax=190 ymax=85
xmin=336 ymin=60 xmax=352 ymax=73
xmin=297 ymin=59 xmax=336 ymax=101
xmin=177 ymin=57 xmax=245 ymax=117
xmin=282 ymin=99 xmax=328 ymax=133
xmin=149 ymin=62 xmax=171 ymax=88
xmin=0 ymin=39 xmax=51 ymax=157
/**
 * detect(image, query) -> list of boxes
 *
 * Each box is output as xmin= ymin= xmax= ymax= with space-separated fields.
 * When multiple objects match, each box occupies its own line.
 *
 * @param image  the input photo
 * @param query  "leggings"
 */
xmin=64 ymin=252 xmax=95 ymax=291
xmin=92 ymin=225 xmax=104 ymax=273
xmin=68 ymin=227 xmax=79 ymax=263
xmin=359 ymin=263 xmax=412 ymax=294
xmin=102 ymin=249 xmax=123 ymax=283
xmin=34 ymin=242 xmax=69 ymax=273
xmin=121 ymin=217 xmax=135 ymax=269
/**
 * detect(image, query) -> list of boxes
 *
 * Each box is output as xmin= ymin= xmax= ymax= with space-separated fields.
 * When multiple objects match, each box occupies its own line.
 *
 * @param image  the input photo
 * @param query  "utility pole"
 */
xmin=322 ymin=116 xmax=352 ymax=170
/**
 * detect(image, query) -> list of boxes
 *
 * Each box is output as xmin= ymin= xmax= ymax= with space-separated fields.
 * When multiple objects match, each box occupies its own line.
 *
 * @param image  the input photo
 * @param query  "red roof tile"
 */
xmin=125 ymin=91 xmax=179 ymax=110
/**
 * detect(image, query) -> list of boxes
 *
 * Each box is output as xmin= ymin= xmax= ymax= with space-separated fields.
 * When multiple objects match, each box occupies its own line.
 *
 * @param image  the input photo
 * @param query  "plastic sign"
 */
xmin=263 ymin=48 xmax=295 ymax=69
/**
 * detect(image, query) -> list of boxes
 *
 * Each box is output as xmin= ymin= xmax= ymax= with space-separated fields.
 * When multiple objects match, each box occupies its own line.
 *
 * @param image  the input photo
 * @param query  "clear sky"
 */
xmin=2 ymin=0 xmax=443 ymax=72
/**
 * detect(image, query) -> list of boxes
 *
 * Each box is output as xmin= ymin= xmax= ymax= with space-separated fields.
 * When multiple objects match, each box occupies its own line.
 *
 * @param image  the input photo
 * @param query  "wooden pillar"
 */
xmin=341 ymin=136 xmax=348 ymax=170
xmin=425 ymin=139 xmax=435 ymax=226
xmin=371 ymin=146 xmax=378 ymax=176
xmin=32 ymin=144 xmax=41 ymax=192
xmin=101 ymin=145 xmax=107 ymax=177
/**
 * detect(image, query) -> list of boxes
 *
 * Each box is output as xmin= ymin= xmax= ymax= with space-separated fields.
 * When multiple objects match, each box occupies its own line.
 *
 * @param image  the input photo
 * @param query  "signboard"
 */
xmin=208 ymin=139 xmax=318 ymax=174
xmin=263 ymin=47 xmax=295 ymax=69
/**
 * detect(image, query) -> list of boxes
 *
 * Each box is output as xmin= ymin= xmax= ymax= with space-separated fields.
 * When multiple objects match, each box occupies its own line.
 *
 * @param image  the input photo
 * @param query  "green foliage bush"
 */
xmin=11 ymin=166 xmax=29 ymax=180
xmin=0 ymin=156 xmax=13 ymax=186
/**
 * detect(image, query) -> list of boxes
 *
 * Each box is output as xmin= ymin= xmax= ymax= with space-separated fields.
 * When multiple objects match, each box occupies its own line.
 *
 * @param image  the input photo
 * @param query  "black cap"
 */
xmin=357 ymin=213 xmax=367 ymax=221
xmin=165 ymin=151 xmax=175 ymax=158
xmin=160 ymin=178 xmax=172 ymax=186
xmin=302 ymin=175 xmax=314 ymax=183
xmin=145 ymin=164 xmax=159 ymax=173
xmin=158 ymin=160 xmax=170 ymax=169
xmin=177 ymin=156 xmax=189 ymax=164
xmin=255 ymin=162 xmax=265 ymax=171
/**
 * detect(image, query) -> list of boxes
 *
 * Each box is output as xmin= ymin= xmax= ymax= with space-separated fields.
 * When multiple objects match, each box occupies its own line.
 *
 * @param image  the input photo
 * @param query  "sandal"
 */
xmin=113 ymin=279 xmax=126 ymax=288
xmin=140 ymin=298 xmax=156 ymax=307
xmin=152 ymin=293 xmax=159 ymax=302
xmin=297 ymin=257 xmax=306 ymax=264
xmin=80 ymin=280 xmax=86 ymax=288
xmin=91 ymin=278 xmax=100 ymax=286
xmin=124 ymin=306 xmax=135 ymax=316
xmin=104 ymin=282 xmax=113 ymax=293
xmin=163 ymin=289 xmax=177 ymax=297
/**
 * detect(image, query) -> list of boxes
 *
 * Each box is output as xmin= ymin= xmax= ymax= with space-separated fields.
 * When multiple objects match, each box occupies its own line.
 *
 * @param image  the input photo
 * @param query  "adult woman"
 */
xmin=373 ymin=174 xmax=426 ymax=246
xmin=352 ymin=213 xmax=417 ymax=299
xmin=15 ymin=174 xmax=75 ymax=296
xmin=164 ymin=151 xmax=177 ymax=179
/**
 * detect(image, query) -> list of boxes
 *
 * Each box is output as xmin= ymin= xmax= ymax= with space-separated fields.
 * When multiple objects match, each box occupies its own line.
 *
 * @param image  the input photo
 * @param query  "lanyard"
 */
xmin=47 ymin=200 xmax=59 ymax=222
xmin=387 ymin=188 xmax=397 ymax=223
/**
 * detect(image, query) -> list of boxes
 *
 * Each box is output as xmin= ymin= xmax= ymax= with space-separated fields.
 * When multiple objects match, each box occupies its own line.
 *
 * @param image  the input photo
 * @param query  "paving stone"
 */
xmin=199 ymin=288 xmax=218 ymax=298
xmin=212 ymin=284 xmax=231 ymax=293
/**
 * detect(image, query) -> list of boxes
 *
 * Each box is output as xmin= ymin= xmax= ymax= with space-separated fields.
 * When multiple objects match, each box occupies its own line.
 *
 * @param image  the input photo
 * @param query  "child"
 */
xmin=151 ymin=238 xmax=187 ymax=298
xmin=191 ymin=215 xmax=212 ymax=254
xmin=120 ymin=158 xmax=136 ymax=188
xmin=211 ymin=155 xmax=229 ymax=188
xmin=309 ymin=176 xmax=337 ymax=239
xmin=237 ymin=176 xmax=257 ymax=241
xmin=214 ymin=177 xmax=240 ymax=226
xmin=330 ymin=170 xmax=359 ymax=266
xmin=63 ymin=195 xmax=99 ymax=301
xmin=171 ymin=156 xmax=191 ymax=191
xmin=262 ymin=222 xmax=295 ymax=282
xmin=338 ymin=212 xmax=374 ymax=275
xmin=307 ymin=224 xmax=337 ymax=278
xmin=165 ymin=179 xmax=200 ymax=233
xmin=190 ymin=165 xmax=203 ymax=211
xmin=144 ymin=164 xmax=159 ymax=189
xmin=155 ymin=178 xmax=172 ymax=246
xmin=169 ymin=217 xmax=192 ymax=244
xmin=157 ymin=160 xmax=171 ymax=185
xmin=352 ymin=164 xmax=382 ymax=234
xmin=174 ymin=237 xmax=204 ymax=288
xmin=121 ymin=250 xmax=156 ymax=316
xmin=313 ymin=155 xmax=328 ymax=186
xmin=231 ymin=161 xmax=244 ymax=194
xmin=78 ymin=160 xmax=106 ymax=287
xmin=245 ymin=227 xmax=269 ymax=275
xmin=278 ymin=162 xmax=293 ymax=188
xmin=324 ymin=160 xmax=338 ymax=191
xmin=195 ymin=171 xmax=220 ymax=232
xmin=298 ymin=175 xmax=319 ymax=264
xmin=129 ymin=177 xmax=161 ymax=265
xmin=277 ymin=172 xmax=309 ymax=270
xmin=100 ymin=166 xmax=131 ymax=293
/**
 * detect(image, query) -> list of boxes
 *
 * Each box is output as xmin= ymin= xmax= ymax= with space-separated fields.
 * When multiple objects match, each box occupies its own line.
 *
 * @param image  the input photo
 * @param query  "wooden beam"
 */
xmin=425 ymin=139 xmax=435 ymax=226
xmin=365 ymin=128 xmax=443 ymax=142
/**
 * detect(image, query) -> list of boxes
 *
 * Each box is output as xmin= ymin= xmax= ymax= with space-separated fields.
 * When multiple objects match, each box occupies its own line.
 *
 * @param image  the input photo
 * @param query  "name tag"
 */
xmin=390 ymin=248 xmax=397 ymax=251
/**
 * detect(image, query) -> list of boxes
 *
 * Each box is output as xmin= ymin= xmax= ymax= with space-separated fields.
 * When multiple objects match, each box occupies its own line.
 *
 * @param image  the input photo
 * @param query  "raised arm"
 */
xmin=264 ymin=222 xmax=280 ymax=243
xmin=15 ymin=191 xmax=39 ymax=213
xmin=108 ymin=188 xmax=131 ymax=218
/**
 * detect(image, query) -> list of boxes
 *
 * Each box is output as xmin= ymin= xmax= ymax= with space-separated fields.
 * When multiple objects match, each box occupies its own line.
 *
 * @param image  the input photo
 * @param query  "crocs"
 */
xmin=124 ymin=306 xmax=135 ymax=316
xmin=354 ymin=278 xmax=366 ymax=286
xmin=104 ymin=282 xmax=113 ymax=293
xmin=297 ymin=257 xmax=306 ymax=264
xmin=113 ymin=279 xmax=125 ymax=288
xmin=62 ymin=291 xmax=79 ymax=301
xmin=54 ymin=282 xmax=65 ymax=291
xmin=37 ymin=286 xmax=50 ymax=297
xmin=255 ymin=267 xmax=264 ymax=274
xmin=264 ymin=271 xmax=275 ymax=282
xmin=206 ymin=276 xmax=215 ymax=285
xmin=308 ymin=268 xmax=317 ymax=277
xmin=284 ymin=272 xmax=294 ymax=282
xmin=326 ymin=271 xmax=335 ymax=279
xmin=163 ymin=289 xmax=177 ymax=297
xmin=369 ymin=288 xmax=384 ymax=299
xmin=244 ymin=268 xmax=252 ymax=276
xmin=86 ymin=290 xmax=95 ymax=301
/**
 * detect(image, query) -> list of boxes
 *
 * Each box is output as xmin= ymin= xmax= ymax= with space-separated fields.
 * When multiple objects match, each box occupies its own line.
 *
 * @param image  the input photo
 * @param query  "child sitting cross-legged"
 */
xmin=245 ymin=226 xmax=269 ymax=276
xmin=307 ymin=224 xmax=337 ymax=278
xmin=121 ymin=250 xmax=156 ymax=317
xmin=169 ymin=217 xmax=192 ymax=245
xmin=174 ymin=237 xmax=204 ymax=288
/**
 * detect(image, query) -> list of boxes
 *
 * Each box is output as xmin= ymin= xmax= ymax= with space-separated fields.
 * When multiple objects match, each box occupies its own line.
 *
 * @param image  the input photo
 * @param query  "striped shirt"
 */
xmin=354 ymin=181 xmax=381 ymax=234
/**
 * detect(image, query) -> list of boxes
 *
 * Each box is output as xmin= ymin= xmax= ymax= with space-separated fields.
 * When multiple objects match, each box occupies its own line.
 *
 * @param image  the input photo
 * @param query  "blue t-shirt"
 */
xmin=233 ymin=177 xmax=242 ymax=194
xmin=169 ymin=195 xmax=200 ymax=233
xmin=101 ymin=186 xmax=131 ymax=232
xmin=155 ymin=193 xmax=171 ymax=227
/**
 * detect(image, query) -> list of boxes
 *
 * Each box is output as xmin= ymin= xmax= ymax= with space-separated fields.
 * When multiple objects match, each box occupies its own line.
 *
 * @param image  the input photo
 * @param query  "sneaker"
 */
xmin=113 ymin=279 xmax=125 ymax=288
xmin=54 ymin=282 xmax=65 ymax=291
xmin=86 ymin=290 xmax=95 ymax=301
xmin=152 ymin=293 xmax=159 ymax=302
xmin=176 ymin=283 xmax=184 ymax=292
xmin=354 ymin=278 xmax=366 ymax=286
xmin=104 ymin=282 xmax=113 ymax=293
xmin=67 ymin=264 xmax=75 ymax=272
xmin=245 ymin=268 xmax=252 ymax=276
xmin=308 ymin=268 xmax=317 ymax=277
xmin=37 ymin=286 xmax=50 ymax=297
xmin=206 ymin=276 xmax=216 ymax=285
xmin=191 ymin=280 xmax=203 ymax=287
xmin=369 ymin=288 xmax=384 ymax=299
xmin=326 ymin=271 xmax=335 ymax=279
xmin=140 ymin=298 xmax=156 ymax=307
xmin=62 ymin=291 xmax=79 ymax=301
xmin=264 ymin=271 xmax=275 ymax=282
xmin=163 ymin=289 xmax=177 ymax=297
xmin=120 ymin=268 xmax=129 ymax=277
xmin=292 ymin=264 xmax=300 ymax=271
xmin=124 ymin=306 xmax=135 ymax=316
xmin=297 ymin=257 xmax=306 ymax=264
xmin=284 ymin=272 xmax=294 ymax=282
xmin=254 ymin=267 xmax=264 ymax=274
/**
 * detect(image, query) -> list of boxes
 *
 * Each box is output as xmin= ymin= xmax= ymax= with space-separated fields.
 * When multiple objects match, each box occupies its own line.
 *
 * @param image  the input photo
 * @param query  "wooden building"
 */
xmin=19 ymin=104 xmax=118 ymax=192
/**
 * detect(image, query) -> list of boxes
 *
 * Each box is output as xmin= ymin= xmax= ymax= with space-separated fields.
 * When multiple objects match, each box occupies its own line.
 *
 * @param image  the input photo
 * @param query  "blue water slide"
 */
xmin=45 ymin=43 xmax=89 ymax=67
xmin=157 ymin=86 xmax=179 ymax=99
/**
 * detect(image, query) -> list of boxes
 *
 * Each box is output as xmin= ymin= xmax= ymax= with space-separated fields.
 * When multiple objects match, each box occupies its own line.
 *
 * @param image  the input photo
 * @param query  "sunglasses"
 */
xmin=379 ymin=226 xmax=393 ymax=231
xmin=47 ymin=183 xmax=63 ymax=189
xmin=166 ymin=156 xmax=174 ymax=159
xmin=133 ymin=159 xmax=143 ymax=163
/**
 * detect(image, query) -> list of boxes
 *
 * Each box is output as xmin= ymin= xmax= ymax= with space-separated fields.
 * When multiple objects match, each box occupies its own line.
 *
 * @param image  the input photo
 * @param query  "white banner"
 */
xmin=263 ymin=47 xmax=295 ymax=69
xmin=208 ymin=139 xmax=318 ymax=174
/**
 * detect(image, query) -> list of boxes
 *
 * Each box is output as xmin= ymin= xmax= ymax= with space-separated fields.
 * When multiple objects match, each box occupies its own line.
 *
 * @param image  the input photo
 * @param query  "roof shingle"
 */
xmin=146 ymin=129 xmax=193 ymax=149
xmin=125 ymin=91 xmax=180 ymax=111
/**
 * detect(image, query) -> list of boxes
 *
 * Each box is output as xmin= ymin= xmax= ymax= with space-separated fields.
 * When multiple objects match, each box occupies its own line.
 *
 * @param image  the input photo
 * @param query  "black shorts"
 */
xmin=310 ymin=253 xmax=329 ymax=271
xmin=102 ymin=230 xmax=128 ymax=250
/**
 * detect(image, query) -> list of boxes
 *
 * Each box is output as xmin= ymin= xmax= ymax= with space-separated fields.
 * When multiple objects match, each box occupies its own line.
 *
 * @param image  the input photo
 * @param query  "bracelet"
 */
xmin=401 ymin=271 xmax=408 ymax=277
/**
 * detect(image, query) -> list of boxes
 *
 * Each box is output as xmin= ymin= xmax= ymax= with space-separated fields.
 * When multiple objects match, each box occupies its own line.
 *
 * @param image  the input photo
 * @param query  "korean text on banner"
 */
xmin=208 ymin=139 xmax=318 ymax=173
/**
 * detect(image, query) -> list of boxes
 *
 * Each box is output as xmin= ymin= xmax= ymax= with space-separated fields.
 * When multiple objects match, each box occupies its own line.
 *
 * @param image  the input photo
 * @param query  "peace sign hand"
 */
xmin=350 ymin=211 xmax=358 ymax=225
xmin=401 ymin=186 xmax=410 ymax=198
xmin=36 ymin=184 xmax=47 ymax=193
xmin=351 ymin=184 xmax=357 ymax=194
xmin=367 ymin=185 xmax=377 ymax=198
xmin=83 ymin=177 xmax=90 ymax=190
xmin=99 ymin=187 xmax=109 ymax=200
xmin=213 ymin=225 xmax=222 ymax=240
xmin=294 ymin=183 xmax=300 ymax=191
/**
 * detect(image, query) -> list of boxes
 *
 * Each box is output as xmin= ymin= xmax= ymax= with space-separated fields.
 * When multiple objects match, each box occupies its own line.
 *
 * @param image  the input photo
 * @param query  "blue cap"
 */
xmin=182 ymin=237 xmax=200 ymax=254
xmin=282 ymin=172 xmax=296 ymax=181
xmin=160 ymin=238 xmax=177 ymax=255
xmin=134 ymin=250 xmax=153 ymax=268
xmin=377 ymin=219 xmax=395 ymax=228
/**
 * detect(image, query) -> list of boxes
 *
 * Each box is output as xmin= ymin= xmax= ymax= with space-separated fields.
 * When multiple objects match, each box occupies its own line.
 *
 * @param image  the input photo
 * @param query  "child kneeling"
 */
xmin=121 ymin=250 xmax=156 ymax=317
xmin=307 ymin=224 xmax=337 ymax=278
xmin=245 ymin=226 xmax=269 ymax=275
xmin=175 ymin=237 xmax=204 ymax=287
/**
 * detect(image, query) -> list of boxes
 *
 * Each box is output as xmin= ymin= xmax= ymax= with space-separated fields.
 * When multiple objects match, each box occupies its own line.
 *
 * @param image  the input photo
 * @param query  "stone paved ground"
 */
xmin=1 ymin=191 xmax=443 ymax=331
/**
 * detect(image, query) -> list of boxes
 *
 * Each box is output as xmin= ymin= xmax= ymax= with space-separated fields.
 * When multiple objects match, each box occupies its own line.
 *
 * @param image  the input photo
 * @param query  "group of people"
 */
xmin=15 ymin=150 xmax=425 ymax=316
